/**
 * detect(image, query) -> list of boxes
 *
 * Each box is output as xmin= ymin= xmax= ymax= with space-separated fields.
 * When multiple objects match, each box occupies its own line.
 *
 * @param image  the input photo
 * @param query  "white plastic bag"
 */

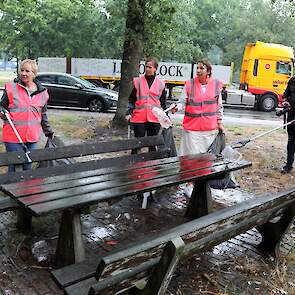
xmin=152 ymin=107 xmax=172 ymax=129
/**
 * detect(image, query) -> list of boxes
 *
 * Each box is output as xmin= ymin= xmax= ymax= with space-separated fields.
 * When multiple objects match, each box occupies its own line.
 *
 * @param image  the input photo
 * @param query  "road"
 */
xmin=0 ymin=86 xmax=285 ymax=127
xmin=47 ymin=106 xmax=285 ymax=127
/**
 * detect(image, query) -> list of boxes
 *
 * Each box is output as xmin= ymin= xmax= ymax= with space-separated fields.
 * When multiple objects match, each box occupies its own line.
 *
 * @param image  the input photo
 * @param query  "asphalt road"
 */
xmin=47 ymin=105 xmax=284 ymax=127
xmin=0 ymin=86 xmax=284 ymax=127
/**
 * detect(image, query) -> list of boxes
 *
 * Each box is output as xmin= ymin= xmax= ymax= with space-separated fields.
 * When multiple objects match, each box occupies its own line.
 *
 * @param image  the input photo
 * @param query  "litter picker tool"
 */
xmin=3 ymin=110 xmax=32 ymax=163
xmin=230 ymin=119 xmax=295 ymax=149
xmin=222 ymin=119 xmax=295 ymax=162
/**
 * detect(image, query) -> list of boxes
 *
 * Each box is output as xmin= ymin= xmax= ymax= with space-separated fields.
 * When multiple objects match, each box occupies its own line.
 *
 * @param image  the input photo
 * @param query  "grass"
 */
xmin=49 ymin=113 xmax=97 ymax=140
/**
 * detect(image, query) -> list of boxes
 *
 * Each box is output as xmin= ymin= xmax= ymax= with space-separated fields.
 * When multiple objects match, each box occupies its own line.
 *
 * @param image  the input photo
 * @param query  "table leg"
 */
xmin=185 ymin=180 xmax=212 ymax=219
xmin=16 ymin=209 xmax=32 ymax=234
xmin=55 ymin=209 xmax=85 ymax=267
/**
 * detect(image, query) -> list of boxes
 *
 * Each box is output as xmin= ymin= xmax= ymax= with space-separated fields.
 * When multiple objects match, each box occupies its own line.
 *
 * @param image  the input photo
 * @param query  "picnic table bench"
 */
xmin=51 ymin=187 xmax=295 ymax=295
xmin=0 ymin=134 xmax=251 ymax=268
xmin=0 ymin=135 xmax=168 ymax=228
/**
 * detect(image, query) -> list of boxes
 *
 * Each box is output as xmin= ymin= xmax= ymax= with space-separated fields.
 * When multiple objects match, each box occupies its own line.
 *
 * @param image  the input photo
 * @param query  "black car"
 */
xmin=36 ymin=72 xmax=118 ymax=112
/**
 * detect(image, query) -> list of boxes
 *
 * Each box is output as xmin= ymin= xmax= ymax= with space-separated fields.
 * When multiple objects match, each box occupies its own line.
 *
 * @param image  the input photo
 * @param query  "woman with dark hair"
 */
xmin=174 ymin=59 xmax=224 ymax=196
xmin=126 ymin=57 xmax=166 ymax=151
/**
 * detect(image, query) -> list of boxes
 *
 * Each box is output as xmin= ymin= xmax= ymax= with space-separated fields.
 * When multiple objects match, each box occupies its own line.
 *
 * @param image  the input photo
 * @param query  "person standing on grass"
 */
xmin=126 ymin=57 xmax=166 ymax=152
xmin=172 ymin=59 xmax=224 ymax=197
xmin=281 ymin=75 xmax=295 ymax=174
xmin=0 ymin=59 xmax=54 ymax=172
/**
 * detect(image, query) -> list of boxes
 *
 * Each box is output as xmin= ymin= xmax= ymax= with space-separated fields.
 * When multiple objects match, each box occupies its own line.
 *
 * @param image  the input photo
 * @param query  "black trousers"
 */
xmin=286 ymin=124 xmax=295 ymax=168
xmin=132 ymin=122 xmax=161 ymax=152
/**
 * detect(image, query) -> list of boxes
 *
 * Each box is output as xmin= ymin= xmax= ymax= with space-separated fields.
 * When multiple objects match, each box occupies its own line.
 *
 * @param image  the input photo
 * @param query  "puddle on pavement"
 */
xmin=211 ymin=188 xmax=254 ymax=206
xmin=88 ymin=226 xmax=115 ymax=241
xmin=31 ymin=240 xmax=50 ymax=263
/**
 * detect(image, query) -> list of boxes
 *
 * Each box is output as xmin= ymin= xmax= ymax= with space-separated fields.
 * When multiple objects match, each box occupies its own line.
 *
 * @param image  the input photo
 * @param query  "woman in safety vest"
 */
xmin=173 ymin=59 xmax=224 ymax=196
xmin=126 ymin=57 xmax=166 ymax=152
xmin=0 ymin=59 xmax=54 ymax=172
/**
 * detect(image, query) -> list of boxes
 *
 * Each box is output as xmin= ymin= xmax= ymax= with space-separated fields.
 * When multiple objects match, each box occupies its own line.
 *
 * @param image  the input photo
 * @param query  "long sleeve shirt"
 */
xmin=127 ymin=75 xmax=167 ymax=115
xmin=283 ymin=76 xmax=295 ymax=120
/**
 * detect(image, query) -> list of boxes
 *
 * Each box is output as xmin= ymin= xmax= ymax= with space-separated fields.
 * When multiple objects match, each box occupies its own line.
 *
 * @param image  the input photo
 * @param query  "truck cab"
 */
xmin=239 ymin=41 xmax=294 ymax=111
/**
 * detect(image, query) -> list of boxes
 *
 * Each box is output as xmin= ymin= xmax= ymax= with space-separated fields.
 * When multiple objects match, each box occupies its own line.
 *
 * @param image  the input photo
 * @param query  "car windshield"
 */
xmin=74 ymin=76 xmax=97 ymax=88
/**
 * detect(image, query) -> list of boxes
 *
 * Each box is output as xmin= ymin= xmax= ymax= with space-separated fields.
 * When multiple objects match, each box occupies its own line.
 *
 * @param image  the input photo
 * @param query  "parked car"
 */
xmin=36 ymin=72 xmax=118 ymax=112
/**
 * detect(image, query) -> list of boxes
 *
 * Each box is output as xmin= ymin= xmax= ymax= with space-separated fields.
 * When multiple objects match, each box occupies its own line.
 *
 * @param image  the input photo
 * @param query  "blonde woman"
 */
xmin=0 ymin=59 xmax=54 ymax=171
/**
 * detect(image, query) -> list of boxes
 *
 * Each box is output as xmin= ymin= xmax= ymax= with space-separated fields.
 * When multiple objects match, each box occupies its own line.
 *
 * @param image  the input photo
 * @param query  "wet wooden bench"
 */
xmin=0 ymin=135 xmax=168 ymax=228
xmin=1 ymin=147 xmax=251 ymax=268
xmin=51 ymin=187 xmax=295 ymax=295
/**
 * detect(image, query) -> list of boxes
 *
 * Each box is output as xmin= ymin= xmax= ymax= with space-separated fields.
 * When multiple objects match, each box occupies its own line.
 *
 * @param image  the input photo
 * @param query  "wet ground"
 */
xmin=0 ymin=111 xmax=294 ymax=294
xmin=0 ymin=184 xmax=294 ymax=295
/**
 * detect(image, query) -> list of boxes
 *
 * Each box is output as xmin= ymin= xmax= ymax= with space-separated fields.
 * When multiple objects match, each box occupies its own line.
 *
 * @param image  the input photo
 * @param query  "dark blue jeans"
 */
xmin=4 ymin=142 xmax=37 ymax=172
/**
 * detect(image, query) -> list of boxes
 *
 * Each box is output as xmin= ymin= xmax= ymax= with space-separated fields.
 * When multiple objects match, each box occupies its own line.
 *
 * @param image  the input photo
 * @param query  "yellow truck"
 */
xmin=238 ymin=41 xmax=294 ymax=111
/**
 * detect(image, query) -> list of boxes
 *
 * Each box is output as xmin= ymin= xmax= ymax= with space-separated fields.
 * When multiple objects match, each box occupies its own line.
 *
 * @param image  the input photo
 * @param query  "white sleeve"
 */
xmin=179 ymin=86 xmax=187 ymax=109
xmin=217 ymin=93 xmax=223 ymax=121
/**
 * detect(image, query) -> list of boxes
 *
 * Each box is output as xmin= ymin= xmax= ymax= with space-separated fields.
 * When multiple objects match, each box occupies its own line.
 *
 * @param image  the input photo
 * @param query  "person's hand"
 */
xmin=0 ymin=108 xmax=8 ymax=120
xmin=46 ymin=132 xmax=54 ymax=139
xmin=282 ymin=101 xmax=290 ymax=108
xmin=125 ymin=115 xmax=131 ymax=121
xmin=217 ymin=122 xmax=225 ymax=133
xmin=171 ymin=105 xmax=178 ymax=114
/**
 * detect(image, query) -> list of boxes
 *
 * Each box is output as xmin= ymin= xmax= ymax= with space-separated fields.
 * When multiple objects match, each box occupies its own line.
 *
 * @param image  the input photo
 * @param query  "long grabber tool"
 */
xmin=4 ymin=111 xmax=32 ymax=163
xmin=231 ymin=119 xmax=295 ymax=149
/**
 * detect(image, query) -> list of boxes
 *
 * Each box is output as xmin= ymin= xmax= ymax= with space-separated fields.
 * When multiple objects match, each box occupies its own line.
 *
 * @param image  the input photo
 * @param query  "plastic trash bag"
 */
xmin=152 ymin=107 xmax=172 ymax=129
xmin=158 ymin=127 xmax=177 ymax=157
xmin=37 ymin=136 xmax=74 ymax=168
xmin=208 ymin=132 xmax=238 ymax=190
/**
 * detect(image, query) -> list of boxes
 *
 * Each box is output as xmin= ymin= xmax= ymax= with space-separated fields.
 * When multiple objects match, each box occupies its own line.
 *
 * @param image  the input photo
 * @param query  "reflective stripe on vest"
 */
xmin=131 ymin=76 xmax=165 ymax=123
xmin=2 ymin=82 xmax=48 ymax=143
xmin=183 ymin=78 xmax=222 ymax=131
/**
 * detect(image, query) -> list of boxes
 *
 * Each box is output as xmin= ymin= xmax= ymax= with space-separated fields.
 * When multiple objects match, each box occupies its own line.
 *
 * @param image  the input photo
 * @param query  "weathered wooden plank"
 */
xmin=51 ymin=257 xmax=101 ymax=288
xmin=0 ymin=197 xmax=20 ymax=212
xmin=28 ymin=161 xmax=243 ymax=215
xmin=0 ymin=150 xmax=169 ymax=186
xmin=63 ymin=259 xmax=159 ymax=295
xmin=135 ymin=237 xmax=185 ymax=295
xmin=7 ymin=154 xmax=215 ymax=198
xmin=0 ymin=136 xmax=165 ymax=166
xmin=16 ymin=157 xmax=223 ymax=206
xmin=2 ymin=153 xmax=213 ymax=191
xmin=52 ymin=188 xmax=294 ymax=293
xmin=95 ymin=188 xmax=295 ymax=279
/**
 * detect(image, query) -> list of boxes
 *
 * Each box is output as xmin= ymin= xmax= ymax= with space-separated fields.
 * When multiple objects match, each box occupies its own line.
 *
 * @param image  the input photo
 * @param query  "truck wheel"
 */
xmin=89 ymin=98 xmax=105 ymax=112
xmin=258 ymin=94 xmax=277 ymax=112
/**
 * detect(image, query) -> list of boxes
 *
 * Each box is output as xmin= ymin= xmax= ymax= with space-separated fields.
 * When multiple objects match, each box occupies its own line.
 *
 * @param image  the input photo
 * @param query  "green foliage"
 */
xmin=0 ymin=0 xmax=105 ymax=58
xmin=1 ymin=0 xmax=295 ymax=70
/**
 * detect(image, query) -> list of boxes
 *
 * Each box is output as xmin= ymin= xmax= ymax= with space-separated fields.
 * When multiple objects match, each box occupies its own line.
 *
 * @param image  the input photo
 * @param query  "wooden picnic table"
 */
xmin=0 ymin=153 xmax=251 ymax=266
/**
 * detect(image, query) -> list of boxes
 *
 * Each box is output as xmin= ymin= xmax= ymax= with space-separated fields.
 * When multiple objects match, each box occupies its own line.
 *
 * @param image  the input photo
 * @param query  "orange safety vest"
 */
xmin=2 ymin=82 xmax=49 ymax=143
xmin=183 ymin=77 xmax=222 ymax=131
xmin=131 ymin=75 xmax=165 ymax=123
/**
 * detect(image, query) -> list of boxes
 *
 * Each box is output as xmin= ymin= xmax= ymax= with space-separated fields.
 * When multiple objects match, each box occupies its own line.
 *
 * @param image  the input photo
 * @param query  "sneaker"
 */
xmin=281 ymin=165 xmax=293 ymax=174
xmin=183 ymin=184 xmax=193 ymax=198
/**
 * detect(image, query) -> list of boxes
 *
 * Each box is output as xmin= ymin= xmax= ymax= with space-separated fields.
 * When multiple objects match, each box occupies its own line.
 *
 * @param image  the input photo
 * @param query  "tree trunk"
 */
xmin=112 ymin=0 xmax=145 ymax=128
